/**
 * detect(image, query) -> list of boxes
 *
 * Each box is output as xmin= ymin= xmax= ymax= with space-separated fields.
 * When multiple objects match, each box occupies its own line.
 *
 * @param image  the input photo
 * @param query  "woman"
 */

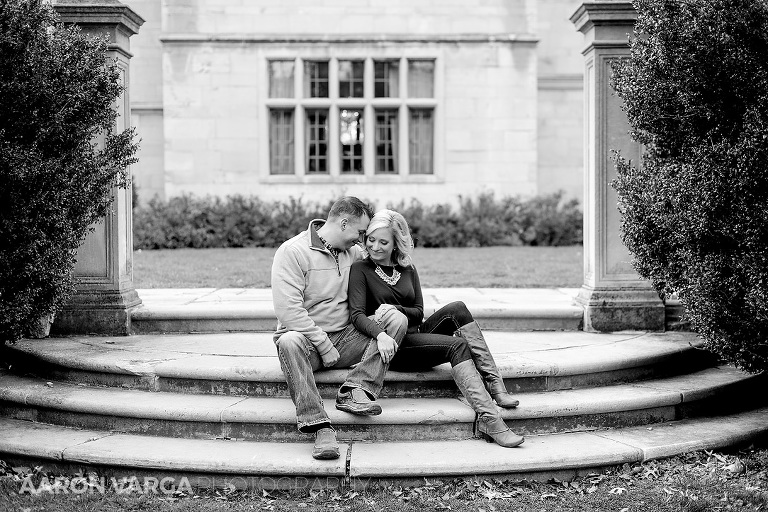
xmin=348 ymin=209 xmax=524 ymax=448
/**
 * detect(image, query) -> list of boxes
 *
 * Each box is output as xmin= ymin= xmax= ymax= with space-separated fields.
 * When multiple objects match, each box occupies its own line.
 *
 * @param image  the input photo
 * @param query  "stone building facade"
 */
xmin=127 ymin=0 xmax=583 ymax=206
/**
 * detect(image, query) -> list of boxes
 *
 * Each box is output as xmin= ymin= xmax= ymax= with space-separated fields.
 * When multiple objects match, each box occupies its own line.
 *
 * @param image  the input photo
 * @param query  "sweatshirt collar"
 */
xmin=308 ymin=219 xmax=326 ymax=251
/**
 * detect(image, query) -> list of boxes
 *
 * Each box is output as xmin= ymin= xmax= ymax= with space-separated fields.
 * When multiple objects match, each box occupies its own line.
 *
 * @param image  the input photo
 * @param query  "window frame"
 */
xmin=374 ymin=108 xmax=399 ymax=175
xmin=268 ymin=108 xmax=296 ymax=175
xmin=338 ymin=59 xmax=365 ymax=99
xmin=261 ymin=55 xmax=442 ymax=183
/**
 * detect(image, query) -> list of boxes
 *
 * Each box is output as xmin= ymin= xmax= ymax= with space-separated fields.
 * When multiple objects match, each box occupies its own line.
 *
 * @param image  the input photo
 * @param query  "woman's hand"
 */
xmin=376 ymin=332 xmax=398 ymax=364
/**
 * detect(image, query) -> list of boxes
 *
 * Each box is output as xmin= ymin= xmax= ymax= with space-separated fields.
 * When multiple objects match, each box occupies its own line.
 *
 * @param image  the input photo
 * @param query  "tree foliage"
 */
xmin=0 ymin=0 xmax=139 ymax=342
xmin=612 ymin=0 xmax=768 ymax=372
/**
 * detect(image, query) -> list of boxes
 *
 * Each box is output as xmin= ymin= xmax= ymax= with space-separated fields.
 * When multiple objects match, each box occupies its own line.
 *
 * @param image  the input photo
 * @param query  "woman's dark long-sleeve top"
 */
xmin=348 ymin=258 xmax=424 ymax=340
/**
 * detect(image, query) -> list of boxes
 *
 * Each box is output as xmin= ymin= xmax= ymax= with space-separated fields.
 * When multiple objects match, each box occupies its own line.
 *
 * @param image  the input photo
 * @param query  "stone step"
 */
xmin=4 ymin=331 xmax=715 ymax=397
xmin=128 ymin=288 xmax=585 ymax=333
xmin=2 ymin=408 xmax=767 ymax=488
xmin=0 ymin=366 xmax=761 ymax=442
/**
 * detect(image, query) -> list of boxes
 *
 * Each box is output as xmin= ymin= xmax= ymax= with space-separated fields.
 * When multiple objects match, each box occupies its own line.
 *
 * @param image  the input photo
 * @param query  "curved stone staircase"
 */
xmin=1 ymin=290 xmax=767 ymax=489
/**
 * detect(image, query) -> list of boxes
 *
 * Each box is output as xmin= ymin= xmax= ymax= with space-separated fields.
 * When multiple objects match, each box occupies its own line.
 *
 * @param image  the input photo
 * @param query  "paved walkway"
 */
xmin=131 ymin=287 xmax=585 ymax=332
xmin=135 ymin=287 xmax=580 ymax=312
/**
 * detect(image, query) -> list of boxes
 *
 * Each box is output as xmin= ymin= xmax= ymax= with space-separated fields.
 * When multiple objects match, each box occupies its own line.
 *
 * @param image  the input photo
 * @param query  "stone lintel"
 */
xmin=576 ymin=286 xmax=665 ymax=332
xmin=538 ymin=74 xmax=583 ymax=91
xmin=159 ymin=33 xmax=540 ymax=45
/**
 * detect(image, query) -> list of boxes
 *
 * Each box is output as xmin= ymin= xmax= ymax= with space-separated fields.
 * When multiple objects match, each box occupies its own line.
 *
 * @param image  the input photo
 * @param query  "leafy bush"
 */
xmin=611 ymin=0 xmax=768 ymax=372
xmin=134 ymin=195 xmax=333 ymax=249
xmin=393 ymin=192 xmax=581 ymax=248
xmin=0 ymin=0 xmax=138 ymax=343
xmin=134 ymin=192 xmax=582 ymax=249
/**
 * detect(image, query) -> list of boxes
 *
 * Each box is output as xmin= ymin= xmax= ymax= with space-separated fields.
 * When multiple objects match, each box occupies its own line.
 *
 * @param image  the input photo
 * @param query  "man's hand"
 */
xmin=321 ymin=347 xmax=340 ymax=367
xmin=377 ymin=332 xmax=398 ymax=364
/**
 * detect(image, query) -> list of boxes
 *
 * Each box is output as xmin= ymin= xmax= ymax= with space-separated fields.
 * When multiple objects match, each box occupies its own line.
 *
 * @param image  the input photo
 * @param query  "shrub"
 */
xmin=391 ymin=192 xmax=582 ymax=248
xmin=611 ymin=0 xmax=768 ymax=372
xmin=512 ymin=192 xmax=583 ymax=246
xmin=134 ymin=192 xmax=582 ymax=249
xmin=0 ymin=0 xmax=139 ymax=343
xmin=133 ymin=195 xmax=332 ymax=249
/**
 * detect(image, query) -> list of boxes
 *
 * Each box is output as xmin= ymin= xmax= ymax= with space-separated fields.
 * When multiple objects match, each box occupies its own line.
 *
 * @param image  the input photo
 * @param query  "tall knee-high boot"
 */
xmin=451 ymin=360 xmax=524 ymax=448
xmin=457 ymin=321 xmax=519 ymax=408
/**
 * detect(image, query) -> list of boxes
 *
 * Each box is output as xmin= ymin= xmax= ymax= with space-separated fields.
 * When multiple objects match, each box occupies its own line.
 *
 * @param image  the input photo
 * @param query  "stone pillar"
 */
xmin=570 ymin=2 xmax=664 ymax=332
xmin=51 ymin=0 xmax=144 ymax=335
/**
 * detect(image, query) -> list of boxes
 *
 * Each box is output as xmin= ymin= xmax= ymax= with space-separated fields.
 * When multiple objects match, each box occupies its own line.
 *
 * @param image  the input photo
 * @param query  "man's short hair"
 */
xmin=327 ymin=196 xmax=374 ymax=221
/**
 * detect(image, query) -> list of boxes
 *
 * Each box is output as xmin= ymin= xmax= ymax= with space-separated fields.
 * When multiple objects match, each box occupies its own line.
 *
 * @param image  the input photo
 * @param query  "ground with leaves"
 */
xmin=2 ymin=443 xmax=768 ymax=511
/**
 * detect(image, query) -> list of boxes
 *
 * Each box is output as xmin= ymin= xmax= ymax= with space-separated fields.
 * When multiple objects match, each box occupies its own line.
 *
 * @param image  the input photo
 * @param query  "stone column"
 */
xmin=51 ymin=0 xmax=145 ymax=335
xmin=570 ymin=2 xmax=664 ymax=332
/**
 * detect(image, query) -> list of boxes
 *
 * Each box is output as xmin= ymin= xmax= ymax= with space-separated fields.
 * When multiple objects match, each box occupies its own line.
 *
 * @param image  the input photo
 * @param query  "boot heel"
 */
xmin=480 ymin=432 xmax=495 ymax=443
xmin=477 ymin=418 xmax=525 ymax=448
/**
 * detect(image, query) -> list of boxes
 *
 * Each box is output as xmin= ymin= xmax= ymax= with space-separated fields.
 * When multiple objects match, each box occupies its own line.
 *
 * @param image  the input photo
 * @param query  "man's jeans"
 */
xmin=276 ymin=308 xmax=408 ymax=432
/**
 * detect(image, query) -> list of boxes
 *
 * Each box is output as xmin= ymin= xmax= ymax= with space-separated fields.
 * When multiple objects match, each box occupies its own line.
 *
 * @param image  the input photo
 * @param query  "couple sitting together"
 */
xmin=271 ymin=196 xmax=524 ymax=460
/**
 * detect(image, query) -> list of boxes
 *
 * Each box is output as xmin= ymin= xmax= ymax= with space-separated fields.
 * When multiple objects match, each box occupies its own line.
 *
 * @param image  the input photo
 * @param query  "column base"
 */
xmin=52 ymin=289 xmax=142 ymax=336
xmin=576 ymin=285 xmax=665 ymax=332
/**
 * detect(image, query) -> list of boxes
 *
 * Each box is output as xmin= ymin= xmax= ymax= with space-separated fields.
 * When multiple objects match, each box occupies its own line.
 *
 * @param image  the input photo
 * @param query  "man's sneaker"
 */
xmin=335 ymin=387 xmax=382 ymax=416
xmin=312 ymin=427 xmax=340 ymax=460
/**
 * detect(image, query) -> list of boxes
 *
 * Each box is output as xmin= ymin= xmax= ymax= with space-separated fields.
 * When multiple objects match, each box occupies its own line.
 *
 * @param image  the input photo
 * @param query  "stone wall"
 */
xmin=161 ymin=0 xmax=535 ymax=36
xmin=537 ymin=0 xmax=584 ymax=203
xmin=159 ymin=39 xmax=537 ymax=205
xmin=128 ymin=0 xmax=164 ymax=201
xmin=125 ymin=0 xmax=588 ymax=207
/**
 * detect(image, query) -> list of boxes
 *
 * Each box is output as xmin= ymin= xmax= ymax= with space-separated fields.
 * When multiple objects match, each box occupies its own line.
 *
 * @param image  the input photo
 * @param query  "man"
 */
xmin=271 ymin=196 xmax=408 ymax=460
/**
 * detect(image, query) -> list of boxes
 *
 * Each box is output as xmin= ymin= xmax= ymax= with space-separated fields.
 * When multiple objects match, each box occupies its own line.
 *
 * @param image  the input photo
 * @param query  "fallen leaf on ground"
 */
xmin=707 ymin=451 xmax=727 ymax=463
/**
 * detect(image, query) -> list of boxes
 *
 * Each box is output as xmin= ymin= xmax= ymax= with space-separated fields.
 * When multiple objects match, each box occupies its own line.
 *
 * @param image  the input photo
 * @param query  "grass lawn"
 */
xmin=2 ymin=445 xmax=768 ymax=511
xmin=133 ymin=246 xmax=583 ymax=288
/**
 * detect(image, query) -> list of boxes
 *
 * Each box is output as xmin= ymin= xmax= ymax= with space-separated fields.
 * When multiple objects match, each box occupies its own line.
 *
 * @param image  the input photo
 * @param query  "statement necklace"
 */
xmin=375 ymin=264 xmax=401 ymax=286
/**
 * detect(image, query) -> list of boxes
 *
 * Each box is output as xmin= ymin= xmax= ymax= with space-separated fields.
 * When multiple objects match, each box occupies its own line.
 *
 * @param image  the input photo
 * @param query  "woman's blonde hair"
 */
xmin=366 ymin=209 xmax=414 ymax=267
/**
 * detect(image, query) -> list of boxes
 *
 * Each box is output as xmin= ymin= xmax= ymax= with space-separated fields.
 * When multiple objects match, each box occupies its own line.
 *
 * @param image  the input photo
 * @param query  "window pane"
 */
xmin=374 ymin=60 xmax=399 ymax=98
xmin=339 ymin=60 xmax=364 ymax=98
xmin=269 ymin=60 xmax=294 ymax=98
xmin=340 ymin=109 xmax=364 ymax=174
xmin=269 ymin=109 xmax=295 ymax=174
xmin=305 ymin=109 xmax=329 ymax=174
xmin=304 ymin=61 xmax=329 ymax=98
xmin=408 ymin=59 xmax=434 ymax=98
xmin=375 ymin=109 xmax=398 ymax=174
xmin=409 ymin=108 xmax=433 ymax=174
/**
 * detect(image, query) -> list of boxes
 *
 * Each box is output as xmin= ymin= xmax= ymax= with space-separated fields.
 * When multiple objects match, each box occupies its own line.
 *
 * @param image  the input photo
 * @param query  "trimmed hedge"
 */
xmin=133 ymin=192 xmax=582 ymax=249
xmin=611 ymin=0 xmax=768 ymax=372
xmin=0 ymin=0 xmax=138 ymax=343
